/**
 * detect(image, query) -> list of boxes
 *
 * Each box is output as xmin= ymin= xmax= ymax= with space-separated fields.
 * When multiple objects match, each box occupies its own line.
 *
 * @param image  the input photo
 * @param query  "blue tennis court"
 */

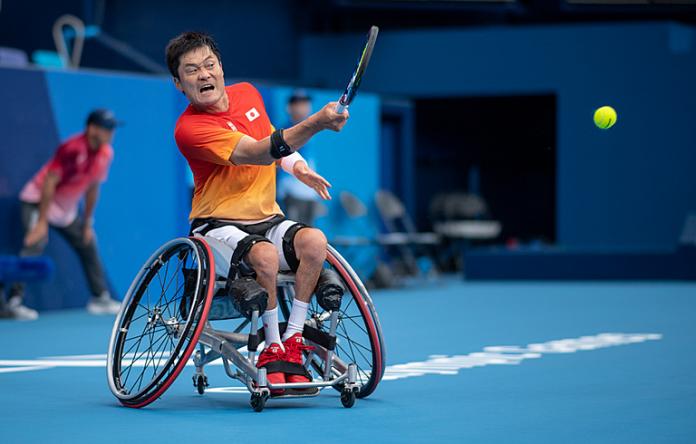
xmin=2 ymin=5 xmax=696 ymax=442
xmin=2 ymin=280 xmax=694 ymax=443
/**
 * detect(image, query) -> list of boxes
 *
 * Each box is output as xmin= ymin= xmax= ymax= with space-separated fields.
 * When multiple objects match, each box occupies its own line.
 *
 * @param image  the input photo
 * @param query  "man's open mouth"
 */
xmin=199 ymin=84 xmax=215 ymax=93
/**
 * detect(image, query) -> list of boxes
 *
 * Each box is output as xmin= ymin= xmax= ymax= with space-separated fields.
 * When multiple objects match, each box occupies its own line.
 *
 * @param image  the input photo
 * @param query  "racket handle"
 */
xmin=335 ymin=101 xmax=347 ymax=114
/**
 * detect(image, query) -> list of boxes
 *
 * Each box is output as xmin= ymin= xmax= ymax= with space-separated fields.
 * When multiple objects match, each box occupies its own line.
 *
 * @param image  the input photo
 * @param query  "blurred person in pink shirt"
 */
xmin=3 ymin=110 xmax=121 ymax=320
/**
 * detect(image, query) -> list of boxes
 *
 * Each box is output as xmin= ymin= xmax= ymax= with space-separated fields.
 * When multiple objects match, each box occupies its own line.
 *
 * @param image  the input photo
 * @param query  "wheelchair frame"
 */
xmin=107 ymin=236 xmax=384 ymax=412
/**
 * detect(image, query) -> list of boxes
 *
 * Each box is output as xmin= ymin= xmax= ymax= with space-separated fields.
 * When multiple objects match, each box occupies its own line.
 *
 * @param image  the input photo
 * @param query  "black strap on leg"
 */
xmin=221 ymin=235 xmax=272 ymax=324
xmin=282 ymin=223 xmax=308 ymax=272
xmin=226 ymin=234 xmax=270 ymax=289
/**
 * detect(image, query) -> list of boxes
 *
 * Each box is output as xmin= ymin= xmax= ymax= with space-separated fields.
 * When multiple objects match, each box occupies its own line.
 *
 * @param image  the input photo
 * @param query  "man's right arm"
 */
xmin=231 ymin=102 xmax=349 ymax=166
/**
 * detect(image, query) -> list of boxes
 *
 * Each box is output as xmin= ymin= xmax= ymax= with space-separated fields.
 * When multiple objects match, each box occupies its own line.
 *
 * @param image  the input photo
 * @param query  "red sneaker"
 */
xmin=256 ymin=343 xmax=286 ymax=396
xmin=283 ymin=333 xmax=314 ymax=384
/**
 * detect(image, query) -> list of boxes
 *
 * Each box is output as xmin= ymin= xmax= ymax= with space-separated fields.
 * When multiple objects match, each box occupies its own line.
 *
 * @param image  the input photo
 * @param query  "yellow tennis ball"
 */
xmin=594 ymin=106 xmax=617 ymax=129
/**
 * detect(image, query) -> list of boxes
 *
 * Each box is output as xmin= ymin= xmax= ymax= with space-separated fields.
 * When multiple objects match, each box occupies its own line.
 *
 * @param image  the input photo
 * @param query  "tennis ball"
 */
xmin=594 ymin=106 xmax=617 ymax=129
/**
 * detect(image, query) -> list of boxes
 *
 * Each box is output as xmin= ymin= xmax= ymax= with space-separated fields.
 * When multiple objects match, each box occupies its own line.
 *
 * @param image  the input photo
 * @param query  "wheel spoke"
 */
xmin=129 ymin=330 xmax=170 ymax=393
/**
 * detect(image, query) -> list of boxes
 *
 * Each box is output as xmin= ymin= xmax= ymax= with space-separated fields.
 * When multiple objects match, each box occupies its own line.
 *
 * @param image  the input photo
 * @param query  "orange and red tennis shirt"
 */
xmin=175 ymin=82 xmax=282 ymax=222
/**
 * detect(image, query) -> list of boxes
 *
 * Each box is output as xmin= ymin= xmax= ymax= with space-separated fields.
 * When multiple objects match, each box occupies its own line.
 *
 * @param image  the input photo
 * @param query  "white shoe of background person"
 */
xmin=7 ymin=298 xmax=39 ymax=321
xmin=86 ymin=292 xmax=121 ymax=315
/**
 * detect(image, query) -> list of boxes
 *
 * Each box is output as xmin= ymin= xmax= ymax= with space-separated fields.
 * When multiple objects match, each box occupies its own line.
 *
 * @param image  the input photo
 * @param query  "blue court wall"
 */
xmin=301 ymin=22 xmax=696 ymax=250
xmin=0 ymin=66 xmax=380 ymax=310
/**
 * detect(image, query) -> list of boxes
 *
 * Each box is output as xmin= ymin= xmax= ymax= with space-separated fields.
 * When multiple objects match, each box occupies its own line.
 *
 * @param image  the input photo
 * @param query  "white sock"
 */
xmin=282 ymin=299 xmax=309 ymax=341
xmin=262 ymin=307 xmax=284 ymax=351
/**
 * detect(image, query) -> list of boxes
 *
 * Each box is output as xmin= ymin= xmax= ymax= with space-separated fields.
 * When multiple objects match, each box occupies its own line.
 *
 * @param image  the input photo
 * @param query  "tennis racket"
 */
xmin=335 ymin=26 xmax=379 ymax=114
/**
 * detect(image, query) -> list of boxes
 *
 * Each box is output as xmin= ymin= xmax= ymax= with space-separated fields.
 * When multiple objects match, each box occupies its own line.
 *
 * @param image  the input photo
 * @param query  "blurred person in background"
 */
xmin=278 ymin=90 xmax=323 ymax=225
xmin=3 ymin=109 xmax=122 ymax=320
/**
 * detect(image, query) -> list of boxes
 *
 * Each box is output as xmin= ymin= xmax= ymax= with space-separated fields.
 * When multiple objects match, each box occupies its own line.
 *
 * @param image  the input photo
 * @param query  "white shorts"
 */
xmin=203 ymin=219 xmax=301 ymax=271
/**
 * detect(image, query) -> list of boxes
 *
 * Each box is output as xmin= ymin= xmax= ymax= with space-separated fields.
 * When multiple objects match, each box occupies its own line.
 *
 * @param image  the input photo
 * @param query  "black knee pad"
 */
xmin=315 ymin=269 xmax=345 ymax=312
xmin=282 ymin=223 xmax=308 ymax=272
xmin=229 ymin=276 xmax=268 ymax=319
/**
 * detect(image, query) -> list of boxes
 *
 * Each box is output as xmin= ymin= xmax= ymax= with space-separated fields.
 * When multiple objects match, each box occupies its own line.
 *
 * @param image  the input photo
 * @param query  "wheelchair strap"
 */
xmin=260 ymin=360 xmax=312 ymax=379
xmin=226 ymin=234 xmax=270 ymax=284
xmin=189 ymin=215 xmax=286 ymax=237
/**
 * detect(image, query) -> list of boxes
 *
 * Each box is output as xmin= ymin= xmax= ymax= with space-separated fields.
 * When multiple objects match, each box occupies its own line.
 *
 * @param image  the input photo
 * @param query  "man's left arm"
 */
xmin=82 ymin=183 xmax=100 ymax=244
xmin=281 ymin=153 xmax=332 ymax=200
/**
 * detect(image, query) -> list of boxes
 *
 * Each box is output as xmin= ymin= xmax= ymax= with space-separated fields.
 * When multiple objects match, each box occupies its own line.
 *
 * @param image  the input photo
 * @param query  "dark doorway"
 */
xmin=414 ymin=94 xmax=557 ymax=244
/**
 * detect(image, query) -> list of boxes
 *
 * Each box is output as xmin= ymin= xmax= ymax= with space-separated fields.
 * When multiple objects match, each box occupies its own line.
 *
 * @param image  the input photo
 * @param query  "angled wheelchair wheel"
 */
xmin=107 ymin=237 xmax=214 ymax=408
xmin=279 ymin=245 xmax=385 ymax=398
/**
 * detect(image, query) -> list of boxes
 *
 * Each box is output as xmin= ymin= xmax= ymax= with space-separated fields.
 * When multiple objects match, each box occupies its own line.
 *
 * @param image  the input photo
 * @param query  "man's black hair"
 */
xmin=165 ymin=31 xmax=222 ymax=79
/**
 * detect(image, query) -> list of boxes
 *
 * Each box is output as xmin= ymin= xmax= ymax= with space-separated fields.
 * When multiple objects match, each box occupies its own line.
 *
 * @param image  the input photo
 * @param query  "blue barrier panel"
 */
xmin=464 ymin=246 xmax=696 ymax=280
xmin=0 ymin=256 xmax=54 ymax=282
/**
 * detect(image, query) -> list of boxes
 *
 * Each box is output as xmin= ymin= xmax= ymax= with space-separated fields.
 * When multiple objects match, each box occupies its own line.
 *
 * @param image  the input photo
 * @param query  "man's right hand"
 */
xmin=24 ymin=220 xmax=48 ymax=247
xmin=314 ymin=102 xmax=349 ymax=132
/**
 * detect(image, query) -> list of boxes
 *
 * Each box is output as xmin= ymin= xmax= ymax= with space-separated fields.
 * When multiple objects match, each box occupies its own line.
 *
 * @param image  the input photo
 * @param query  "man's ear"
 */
xmin=173 ymin=77 xmax=183 ymax=93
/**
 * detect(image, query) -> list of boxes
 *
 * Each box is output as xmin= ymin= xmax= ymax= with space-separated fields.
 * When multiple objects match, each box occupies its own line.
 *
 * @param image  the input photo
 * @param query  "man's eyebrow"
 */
xmin=183 ymin=56 xmax=215 ymax=67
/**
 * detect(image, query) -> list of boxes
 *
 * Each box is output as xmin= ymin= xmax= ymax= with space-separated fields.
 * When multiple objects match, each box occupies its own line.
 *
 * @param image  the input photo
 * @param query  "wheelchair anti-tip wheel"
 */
xmin=194 ymin=374 xmax=208 ymax=395
xmin=279 ymin=245 xmax=386 ymax=399
xmin=340 ymin=387 xmax=357 ymax=408
xmin=106 ymin=237 xmax=214 ymax=408
xmin=250 ymin=392 xmax=269 ymax=412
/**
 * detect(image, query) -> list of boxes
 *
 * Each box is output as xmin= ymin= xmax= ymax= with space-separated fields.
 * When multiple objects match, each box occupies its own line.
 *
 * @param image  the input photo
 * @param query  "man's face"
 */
xmin=86 ymin=124 xmax=114 ymax=151
xmin=174 ymin=46 xmax=226 ymax=109
xmin=288 ymin=100 xmax=311 ymax=123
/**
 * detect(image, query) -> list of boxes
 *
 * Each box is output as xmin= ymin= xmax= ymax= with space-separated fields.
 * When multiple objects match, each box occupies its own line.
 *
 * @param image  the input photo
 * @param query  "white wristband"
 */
xmin=280 ymin=151 xmax=306 ymax=176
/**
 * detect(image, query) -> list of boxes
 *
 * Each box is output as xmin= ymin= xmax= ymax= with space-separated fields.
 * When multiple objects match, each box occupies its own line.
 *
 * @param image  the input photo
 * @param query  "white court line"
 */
xmin=0 ymin=365 xmax=56 ymax=374
xmin=0 ymin=333 xmax=662 ymax=383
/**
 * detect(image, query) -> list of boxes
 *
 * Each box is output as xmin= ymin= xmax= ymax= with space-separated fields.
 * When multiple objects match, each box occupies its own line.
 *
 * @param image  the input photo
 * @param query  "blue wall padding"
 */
xmin=464 ymin=246 xmax=696 ymax=280
xmin=0 ymin=67 xmax=381 ymax=310
xmin=301 ymin=22 xmax=696 ymax=250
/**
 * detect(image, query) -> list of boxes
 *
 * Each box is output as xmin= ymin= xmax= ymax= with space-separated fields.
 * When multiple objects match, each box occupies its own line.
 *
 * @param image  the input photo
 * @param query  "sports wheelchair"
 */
xmin=106 ymin=235 xmax=385 ymax=412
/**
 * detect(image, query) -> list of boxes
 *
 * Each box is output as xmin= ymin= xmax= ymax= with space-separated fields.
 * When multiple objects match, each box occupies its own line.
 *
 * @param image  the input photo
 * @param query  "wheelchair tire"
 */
xmin=107 ymin=237 xmax=215 ymax=408
xmin=279 ymin=245 xmax=385 ymax=399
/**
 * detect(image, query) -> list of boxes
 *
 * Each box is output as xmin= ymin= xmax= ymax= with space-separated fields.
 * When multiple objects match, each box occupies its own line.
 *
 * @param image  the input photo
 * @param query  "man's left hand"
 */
xmin=294 ymin=162 xmax=332 ymax=200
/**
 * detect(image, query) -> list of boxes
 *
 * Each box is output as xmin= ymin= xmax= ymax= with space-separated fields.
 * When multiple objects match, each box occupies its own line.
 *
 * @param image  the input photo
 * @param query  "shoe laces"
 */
xmin=284 ymin=335 xmax=314 ymax=357
xmin=257 ymin=344 xmax=284 ymax=368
